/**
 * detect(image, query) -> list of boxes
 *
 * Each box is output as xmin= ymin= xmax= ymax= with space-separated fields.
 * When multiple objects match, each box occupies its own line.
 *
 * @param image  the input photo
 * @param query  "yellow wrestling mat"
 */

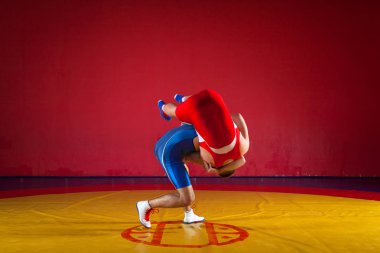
xmin=1 ymin=190 xmax=380 ymax=253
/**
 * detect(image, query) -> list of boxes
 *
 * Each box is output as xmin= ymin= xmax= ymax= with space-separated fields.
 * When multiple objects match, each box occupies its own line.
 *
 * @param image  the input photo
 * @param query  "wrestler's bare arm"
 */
xmin=184 ymin=152 xmax=246 ymax=176
xmin=215 ymin=156 xmax=246 ymax=175
xmin=183 ymin=152 xmax=203 ymax=166
xmin=231 ymin=113 xmax=250 ymax=155
xmin=231 ymin=113 xmax=249 ymax=140
xmin=183 ymin=151 xmax=215 ymax=174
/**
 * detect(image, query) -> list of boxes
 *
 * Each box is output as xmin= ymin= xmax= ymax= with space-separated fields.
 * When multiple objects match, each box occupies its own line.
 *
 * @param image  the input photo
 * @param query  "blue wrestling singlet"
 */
xmin=154 ymin=124 xmax=197 ymax=189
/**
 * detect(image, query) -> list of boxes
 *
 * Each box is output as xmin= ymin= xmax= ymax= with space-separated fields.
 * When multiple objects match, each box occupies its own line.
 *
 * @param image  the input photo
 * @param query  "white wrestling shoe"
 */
xmin=183 ymin=209 xmax=205 ymax=224
xmin=136 ymin=200 xmax=154 ymax=228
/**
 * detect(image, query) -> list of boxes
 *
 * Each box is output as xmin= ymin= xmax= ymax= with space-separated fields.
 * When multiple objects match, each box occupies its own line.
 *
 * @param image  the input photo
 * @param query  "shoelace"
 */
xmin=144 ymin=208 xmax=159 ymax=221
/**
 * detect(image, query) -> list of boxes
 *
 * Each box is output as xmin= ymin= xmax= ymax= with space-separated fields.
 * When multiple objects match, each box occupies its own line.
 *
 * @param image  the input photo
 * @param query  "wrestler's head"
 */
xmin=216 ymin=159 xmax=236 ymax=177
xmin=216 ymin=156 xmax=246 ymax=178
xmin=218 ymin=169 xmax=235 ymax=178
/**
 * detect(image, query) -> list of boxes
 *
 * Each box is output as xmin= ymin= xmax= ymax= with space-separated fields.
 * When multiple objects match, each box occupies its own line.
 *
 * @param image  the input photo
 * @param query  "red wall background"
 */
xmin=1 ymin=0 xmax=379 ymax=176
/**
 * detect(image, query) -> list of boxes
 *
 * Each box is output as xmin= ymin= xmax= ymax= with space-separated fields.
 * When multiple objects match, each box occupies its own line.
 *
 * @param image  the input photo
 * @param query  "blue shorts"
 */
xmin=154 ymin=124 xmax=197 ymax=189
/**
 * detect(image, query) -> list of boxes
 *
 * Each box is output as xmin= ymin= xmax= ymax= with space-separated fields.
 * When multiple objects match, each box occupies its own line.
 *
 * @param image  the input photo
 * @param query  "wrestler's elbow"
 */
xmin=240 ymin=138 xmax=250 ymax=156
xmin=238 ymin=156 xmax=246 ymax=168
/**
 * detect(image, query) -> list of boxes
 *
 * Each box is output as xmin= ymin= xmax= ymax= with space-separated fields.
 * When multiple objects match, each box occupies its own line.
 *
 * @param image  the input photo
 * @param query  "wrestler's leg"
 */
xmin=148 ymin=185 xmax=195 ymax=212
xmin=137 ymin=183 xmax=195 ymax=227
xmin=162 ymin=102 xmax=178 ymax=118
xmin=160 ymin=95 xmax=192 ymax=118
xmin=148 ymin=185 xmax=204 ymax=223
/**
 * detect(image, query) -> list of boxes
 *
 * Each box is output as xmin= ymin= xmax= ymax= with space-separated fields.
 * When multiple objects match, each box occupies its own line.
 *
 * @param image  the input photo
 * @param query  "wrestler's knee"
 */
xmin=181 ymin=195 xmax=195 ymax=206
xmin=179 ymin=191 xmax=195 ymax=206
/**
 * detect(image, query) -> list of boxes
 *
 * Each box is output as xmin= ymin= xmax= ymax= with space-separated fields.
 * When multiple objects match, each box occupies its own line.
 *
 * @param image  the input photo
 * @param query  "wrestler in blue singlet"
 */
xmin=154 ymin=124 xmax=197 ymax=189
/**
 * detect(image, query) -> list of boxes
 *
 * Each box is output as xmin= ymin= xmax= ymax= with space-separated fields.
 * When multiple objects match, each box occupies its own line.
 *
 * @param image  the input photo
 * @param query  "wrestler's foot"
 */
xmin=157 ymin=100 xmax=171 ymax=121
xmin=174 ymin=94 xmax=184 ymax=103
xmin=136 ymin=200 xmax=153 ymax=228
xmin=183 ymin=209 xmax=205 ymax=224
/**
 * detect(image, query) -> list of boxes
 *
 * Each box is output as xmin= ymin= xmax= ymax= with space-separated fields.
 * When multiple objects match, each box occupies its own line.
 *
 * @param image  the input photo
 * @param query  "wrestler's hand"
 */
xmin=203 ymin=161 xmax=218 ymax=175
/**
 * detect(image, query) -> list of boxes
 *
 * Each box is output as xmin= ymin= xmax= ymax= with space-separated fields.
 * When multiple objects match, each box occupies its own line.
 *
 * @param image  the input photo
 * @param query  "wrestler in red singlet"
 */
xmin=175 ymin=89 xmax=241 ymax=168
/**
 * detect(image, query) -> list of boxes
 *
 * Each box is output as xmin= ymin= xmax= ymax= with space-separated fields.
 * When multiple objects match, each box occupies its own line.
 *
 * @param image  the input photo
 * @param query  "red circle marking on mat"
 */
xmin=121 ymin=221 xmax=249 ymax=248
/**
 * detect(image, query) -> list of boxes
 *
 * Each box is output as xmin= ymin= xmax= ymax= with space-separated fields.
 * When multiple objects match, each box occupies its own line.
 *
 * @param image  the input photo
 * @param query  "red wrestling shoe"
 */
xmin=136 ymin=200 xmax=158 ymax=228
